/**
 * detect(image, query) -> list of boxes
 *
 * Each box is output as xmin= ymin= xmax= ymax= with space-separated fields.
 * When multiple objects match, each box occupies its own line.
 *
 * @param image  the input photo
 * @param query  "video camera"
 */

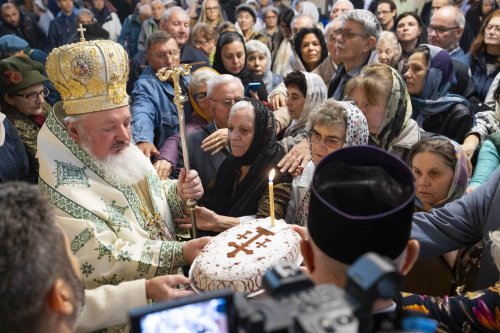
xmin=129 ymin=253 xmax=435 ymax=333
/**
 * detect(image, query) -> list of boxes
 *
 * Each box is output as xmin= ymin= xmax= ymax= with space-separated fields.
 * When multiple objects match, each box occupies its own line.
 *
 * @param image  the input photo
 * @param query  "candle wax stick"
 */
xmin=269 ymin=181 xmax=275 ymax=227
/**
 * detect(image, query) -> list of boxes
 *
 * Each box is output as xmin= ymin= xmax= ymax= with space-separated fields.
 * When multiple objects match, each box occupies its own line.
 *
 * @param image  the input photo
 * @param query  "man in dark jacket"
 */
xmin=0 ymin=3 xmax=47 ymax=51
xmin=47 ymin=0 xmax=78 ymax=51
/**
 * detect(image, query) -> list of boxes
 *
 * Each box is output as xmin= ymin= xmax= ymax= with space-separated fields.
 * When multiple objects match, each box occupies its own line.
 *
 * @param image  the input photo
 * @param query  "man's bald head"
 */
xmin=428 ymin=6 xmax=464 ymax=50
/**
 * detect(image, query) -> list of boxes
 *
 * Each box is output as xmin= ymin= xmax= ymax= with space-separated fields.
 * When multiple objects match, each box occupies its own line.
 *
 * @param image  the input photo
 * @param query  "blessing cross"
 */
xmin=77 ymin=24 xmax=86 ymax=42
xmin=227 ymin=227 xmax=275 ymax=258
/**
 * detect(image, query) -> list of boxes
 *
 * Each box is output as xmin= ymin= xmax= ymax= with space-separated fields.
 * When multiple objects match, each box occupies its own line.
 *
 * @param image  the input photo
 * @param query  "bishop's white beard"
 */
xmin=81 ymin=141 xmax=151 ymax=186
xmin=101 ymin=145 xmax=151 ymax=186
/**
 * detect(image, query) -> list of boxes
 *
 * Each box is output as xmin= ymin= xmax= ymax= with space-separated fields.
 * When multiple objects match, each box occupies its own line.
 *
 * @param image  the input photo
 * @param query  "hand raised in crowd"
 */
xmin=277 ymin=138 xmax=311 ymax=176
xmin=175 ymin=206 xmax=231 ymax=232
xmin=182 ymin=236 xmax=211 ymax=265
xmin=269 ymin=92 xmax=286 ymax=111
xmin=137 ymin=142 xmax=160 ymax=158
xmin=177 ymin=168 xmax=204 ymax=201
xmin=153 ymin=159 xmax=172 ymax=180
xmin=145 ymin=274 xmax=194 ymax=301
xmin=201 ymin=128 xmax=228 ymax=155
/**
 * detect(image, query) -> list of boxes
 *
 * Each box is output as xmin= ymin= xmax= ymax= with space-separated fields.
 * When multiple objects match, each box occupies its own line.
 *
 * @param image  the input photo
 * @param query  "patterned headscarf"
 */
xmin=414 ymin=137 xmax=471 ymax=210
xmin=370 ymin=66 xmax=412 ymax=151
xmin=294 ymin=101 xmax=369 ymax=226
xmin=339 ymin=101 xmax=370 ymax=147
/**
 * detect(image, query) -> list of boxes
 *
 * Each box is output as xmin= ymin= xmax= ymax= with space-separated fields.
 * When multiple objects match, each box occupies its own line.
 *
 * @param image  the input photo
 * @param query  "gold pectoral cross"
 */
xmin=227 ymin=227 xmax=275 ymax=258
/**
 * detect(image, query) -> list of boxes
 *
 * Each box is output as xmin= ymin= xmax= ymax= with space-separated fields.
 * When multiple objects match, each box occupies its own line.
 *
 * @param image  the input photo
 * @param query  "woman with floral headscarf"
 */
xmin=346 ymin=63 xmax=422 ymax=162
xmin=404 ymin=136 xmax=472 ymax=296
xmin=405 ymin=44 xmax=475 ymax=143
xmin=176 ymin=98 xmax=292 ymax=235
xmin=285 ymin=99 xmax=369 ymax=226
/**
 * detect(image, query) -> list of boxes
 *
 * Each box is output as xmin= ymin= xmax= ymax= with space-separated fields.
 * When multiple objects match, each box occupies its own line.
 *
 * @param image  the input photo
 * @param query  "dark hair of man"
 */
xmin=284 ymin=70 xmax=307 ymax=97
xmin=408 ymin=136 xmax=457 ymax=170
xmin=378 ymin=0 xmax=396 ymax=12
xmin=278 ymin=8 xmax=294 ymax=28
xmin=145 ymin=30 xmax=176 ymax=53
xmin=0 ymin=182 xmax=84 ymax=333
xmin=293 ymin=27 xmax=329 ymax=68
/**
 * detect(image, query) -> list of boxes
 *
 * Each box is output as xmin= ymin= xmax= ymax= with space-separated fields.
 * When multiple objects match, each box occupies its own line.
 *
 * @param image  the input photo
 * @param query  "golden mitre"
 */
xmin=46 ymin=39 xmax=129 ymax=115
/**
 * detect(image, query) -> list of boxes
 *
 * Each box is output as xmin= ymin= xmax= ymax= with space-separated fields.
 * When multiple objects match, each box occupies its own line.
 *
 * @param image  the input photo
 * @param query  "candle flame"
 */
xmin=269 ymin=169 xmax=275 ymax=182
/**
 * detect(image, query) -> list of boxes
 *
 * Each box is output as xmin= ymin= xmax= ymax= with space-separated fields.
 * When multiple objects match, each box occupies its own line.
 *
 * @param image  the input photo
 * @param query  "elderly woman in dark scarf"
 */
xmin=176 ymin=97 xmax=292 ymax=235
xmin=212 ymin=31 xmax=268 ymax=100
xmin=405 ymin=44 xmax=475 ymax=143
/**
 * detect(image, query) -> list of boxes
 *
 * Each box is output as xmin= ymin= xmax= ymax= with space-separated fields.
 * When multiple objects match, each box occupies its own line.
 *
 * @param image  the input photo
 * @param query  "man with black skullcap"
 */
xmin=298 ymin=145 xmax=420 ymax=313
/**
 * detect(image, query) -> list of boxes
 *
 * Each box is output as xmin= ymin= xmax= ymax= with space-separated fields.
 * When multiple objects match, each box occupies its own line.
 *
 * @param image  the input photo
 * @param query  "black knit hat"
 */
xmin=308 ymin=146 xmax=415 ymax=265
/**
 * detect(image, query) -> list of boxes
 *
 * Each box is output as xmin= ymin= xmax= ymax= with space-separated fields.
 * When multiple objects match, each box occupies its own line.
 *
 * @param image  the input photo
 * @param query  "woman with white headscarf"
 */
xmin=280 ymin=70 xmax=327 ymax=153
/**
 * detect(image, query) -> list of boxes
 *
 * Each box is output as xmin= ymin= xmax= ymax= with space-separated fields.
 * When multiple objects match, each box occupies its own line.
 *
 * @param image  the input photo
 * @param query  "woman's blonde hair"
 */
xmin=345 ymin=63 xmax=393 ymax=106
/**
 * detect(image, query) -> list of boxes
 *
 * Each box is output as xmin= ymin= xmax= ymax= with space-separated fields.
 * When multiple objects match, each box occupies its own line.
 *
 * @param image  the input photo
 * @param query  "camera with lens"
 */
xmin=129 ymin=253 xmax=435 ymax=333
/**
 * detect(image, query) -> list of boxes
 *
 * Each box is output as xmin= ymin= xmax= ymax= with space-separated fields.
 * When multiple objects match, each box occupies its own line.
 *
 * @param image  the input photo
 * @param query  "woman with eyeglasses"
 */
xmin=0 ymin=56 xmax=50 ymax=179
xmin=192 ymin=0 xmax=224 ymax=29
xmin=212 ymin=31 xmax=268 ymax=100
xmin=156 ymin=67 xmax=219 ymax=179
xmin=468 ymin=10 xmax=500 ymax=102
xmin=285 ymin=99 xmax=369 ymax=226
xmin=395 ymin=12 xmax=427 ymax=62
xmin=405 ymin=44 xmax=475 ymax=143
xmin=175 ymin=98 xmax=292 ymax=235
xmin=346 ymin=63 xmax=422 ymax=162
xmin=190 ymin=23 xmax=218 ymax=65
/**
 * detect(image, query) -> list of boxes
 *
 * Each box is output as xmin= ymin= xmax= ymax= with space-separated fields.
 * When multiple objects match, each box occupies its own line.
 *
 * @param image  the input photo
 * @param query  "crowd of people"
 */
xmin=1 ymin=0 xmax=500 ymax=331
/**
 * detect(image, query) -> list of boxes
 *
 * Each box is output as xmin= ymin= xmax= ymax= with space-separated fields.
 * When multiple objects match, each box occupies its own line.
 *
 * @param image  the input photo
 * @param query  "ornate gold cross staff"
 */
xmin=156 ymin=64 xmax=198 ymax=239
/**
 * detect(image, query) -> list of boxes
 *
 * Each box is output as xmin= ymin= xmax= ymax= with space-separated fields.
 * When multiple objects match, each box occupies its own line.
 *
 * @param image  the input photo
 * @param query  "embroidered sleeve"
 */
xmin=41 ymin=180 xmax=186 ymax=289
xmin=163 ymin=178 xmax=184 ymax=218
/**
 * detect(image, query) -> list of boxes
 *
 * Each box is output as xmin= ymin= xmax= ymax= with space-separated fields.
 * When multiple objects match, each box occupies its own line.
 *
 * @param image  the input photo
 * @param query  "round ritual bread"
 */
xmin=190 ymin=218 xmax=302 ymax=293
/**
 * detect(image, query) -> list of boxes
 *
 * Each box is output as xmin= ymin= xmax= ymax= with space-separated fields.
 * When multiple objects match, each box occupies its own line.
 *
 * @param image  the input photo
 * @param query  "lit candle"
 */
xmin=268 ymin=169 xmax=275 ymax=227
